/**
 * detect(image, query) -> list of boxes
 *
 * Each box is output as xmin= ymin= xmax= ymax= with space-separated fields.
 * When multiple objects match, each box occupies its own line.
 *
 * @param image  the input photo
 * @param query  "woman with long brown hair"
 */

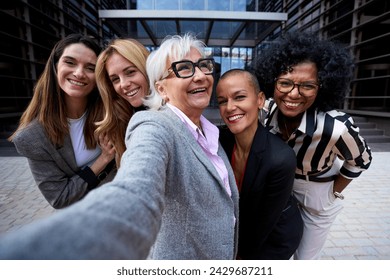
xmin=9 ymin=34 xmax=115 ymax=209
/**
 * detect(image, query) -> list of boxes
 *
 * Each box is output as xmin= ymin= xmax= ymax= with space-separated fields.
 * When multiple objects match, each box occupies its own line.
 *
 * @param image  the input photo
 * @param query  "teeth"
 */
xmin=228 ymin=115 xmax=243 ymax=121
xmin=126 ymin=88 xmax=138 ymax=97
xmin=190 ymin=88 xmax=206 ymax=94
xmin=69 ymin=80 xmax=85 ymax=86
xmin=285 ymin=101 xmax=299 ymax=107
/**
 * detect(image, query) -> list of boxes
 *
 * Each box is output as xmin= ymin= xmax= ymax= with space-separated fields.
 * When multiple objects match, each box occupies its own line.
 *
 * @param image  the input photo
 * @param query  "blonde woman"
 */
xmin=95 ymin=38 xmax=150 ymax=167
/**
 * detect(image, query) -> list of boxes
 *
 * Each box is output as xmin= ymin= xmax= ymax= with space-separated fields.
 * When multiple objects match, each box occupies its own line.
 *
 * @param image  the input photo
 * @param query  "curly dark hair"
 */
xmin=251 ymin=31 xmax=354 ymax=111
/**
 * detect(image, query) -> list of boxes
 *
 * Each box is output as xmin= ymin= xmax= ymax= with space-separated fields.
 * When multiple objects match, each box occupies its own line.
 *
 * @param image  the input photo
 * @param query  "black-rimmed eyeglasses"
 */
xmin=161 ymin=58 xmax=215 ymax=80
xmin=275 ymin=78 xmax=320 ymax=97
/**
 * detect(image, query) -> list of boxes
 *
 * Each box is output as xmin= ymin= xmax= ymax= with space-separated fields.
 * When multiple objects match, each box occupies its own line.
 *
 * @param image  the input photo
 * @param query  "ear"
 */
xmin=257 ymin=91 xmax=266 ymax=110
xmin=154 ymin=80 xmax=163 ymax=93
xmin=155 ymin=81 xmax=168 ymax=102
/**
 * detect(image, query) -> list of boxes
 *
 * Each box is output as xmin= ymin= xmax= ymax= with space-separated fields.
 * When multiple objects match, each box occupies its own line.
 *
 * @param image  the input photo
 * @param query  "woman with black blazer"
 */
xmin=217 ymin=69 xmax=303 ymax=259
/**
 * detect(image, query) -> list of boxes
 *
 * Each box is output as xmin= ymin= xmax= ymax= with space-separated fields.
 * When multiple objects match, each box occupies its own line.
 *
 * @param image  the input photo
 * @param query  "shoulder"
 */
xmin=12 ymin=120 xmax=48 ymax=155
xmin=263 ymin=128 xmax=296 ymax=166
xmin=132 ymin=106 xmax=177 ymax=123
xmin=321 ymin=109 xmax=351 ymax=123
xmin=255 ymin=124 xmax=289 ymax=150
xmin=13 ymin=120 xmax=42 ymax=139
xmin=218 ymin=125 xmax=232 ymax=139
xmin=218 ymin=125 xmax=235 ymax=153
xmin=318 ymin=110 xmax=355 ymax=134
xmin=125 ymin=107 xmax=182 ymax=141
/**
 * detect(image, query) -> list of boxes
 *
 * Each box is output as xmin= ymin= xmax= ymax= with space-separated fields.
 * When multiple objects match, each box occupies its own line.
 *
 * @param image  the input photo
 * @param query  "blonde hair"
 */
xmin=95 ymin=38 xmax=150 ymax=167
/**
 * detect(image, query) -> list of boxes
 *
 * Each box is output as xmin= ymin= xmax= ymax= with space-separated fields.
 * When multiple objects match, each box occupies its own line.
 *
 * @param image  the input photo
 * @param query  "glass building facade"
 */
xmin=0 ymin=0 xmax=125 ymax=125
xmin=1 ymin=0 xmax=390 ymax=132
xmin=255 ymin=0 xmax=390 ymax=118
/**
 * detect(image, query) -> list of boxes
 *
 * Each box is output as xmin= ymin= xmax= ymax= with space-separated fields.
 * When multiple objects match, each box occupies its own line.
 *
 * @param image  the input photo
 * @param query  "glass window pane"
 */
xmin=182 ymin=0 xmax=205 ymax=10
xmin=181 ymin=21 xmax=207 ymax=38
xmin=208 ymin=0 xmax=229 ymax=11
xmin=155 ymin=0 xmax=179 ymax=10
xmin=155 ymin=21 xmax=176 ymax=37
xmin=232 ymin=0 xmax=247 ymax=11
xmin=137 ymin=0 xmax=153 ymax=9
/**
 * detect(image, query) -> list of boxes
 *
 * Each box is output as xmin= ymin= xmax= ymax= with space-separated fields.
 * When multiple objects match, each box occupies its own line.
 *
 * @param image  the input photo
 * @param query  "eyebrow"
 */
xmin=109 ymin=65 xmax=138 ymax=78
xmin=61 ymin=56 xmax=96 ymax=67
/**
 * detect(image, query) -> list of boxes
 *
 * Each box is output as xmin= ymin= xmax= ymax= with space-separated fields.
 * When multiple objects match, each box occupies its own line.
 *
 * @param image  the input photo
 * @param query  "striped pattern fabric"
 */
xmin=265 ymin=102 xmax=372 ymax=179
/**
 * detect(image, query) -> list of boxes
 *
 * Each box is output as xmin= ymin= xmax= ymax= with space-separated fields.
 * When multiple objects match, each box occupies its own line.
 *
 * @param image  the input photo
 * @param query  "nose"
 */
xmin=226 ymin=99 xmax=236 ymax=112
xmin=192 ymin=66 xmax=207 ymax=80
xmin=73 ymin=66 xmax=85 ymax=78
xmin=120 ymin=77 xmax=131 ymax=90
xmin=288 ymin=85 xmax=301 ymax=98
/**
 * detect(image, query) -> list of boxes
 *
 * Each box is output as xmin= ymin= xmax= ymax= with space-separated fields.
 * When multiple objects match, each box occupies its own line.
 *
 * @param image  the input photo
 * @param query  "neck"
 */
xmin=67 ymin=108 xmax=86 ymax=119
xmin=234 ymin=130 xmax=256 ymax=159
xmin=234 ymin=120 xmax=258 ymax=155
xmin=189 ymin=116 xmax=202 ymax=129
xmin=180 ymin=108 xmax=202 ymax=127
xmin=278 ymin=113 xmax=301 ymax=140
xmin=65 ymin=96 xmax=88 ymax=119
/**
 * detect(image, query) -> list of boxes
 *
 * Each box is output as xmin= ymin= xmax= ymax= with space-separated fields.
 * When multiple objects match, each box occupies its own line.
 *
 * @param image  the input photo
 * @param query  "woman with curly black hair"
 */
xmin=253 ymin=31 xmax=372 ymax=259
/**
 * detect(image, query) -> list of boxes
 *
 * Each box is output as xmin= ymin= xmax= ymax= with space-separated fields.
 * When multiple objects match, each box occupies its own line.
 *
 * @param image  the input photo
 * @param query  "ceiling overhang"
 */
xmin=98 ymin=9 xmax=288 ymax=47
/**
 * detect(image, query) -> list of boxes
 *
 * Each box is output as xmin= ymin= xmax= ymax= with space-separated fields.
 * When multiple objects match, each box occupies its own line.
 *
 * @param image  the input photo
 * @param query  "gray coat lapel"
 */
xmin=32 ymin=121 xmax=79 ymax=174
xmin=56 ymin=135 xmax=79 ymax=173
xmin=163 ymin=107 xmax=226 ymax=188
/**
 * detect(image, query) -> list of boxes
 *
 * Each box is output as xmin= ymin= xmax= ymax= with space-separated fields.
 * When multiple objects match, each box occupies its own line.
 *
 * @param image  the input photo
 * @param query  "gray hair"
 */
xmin=144 ymin=33 xmax=207 ymax=110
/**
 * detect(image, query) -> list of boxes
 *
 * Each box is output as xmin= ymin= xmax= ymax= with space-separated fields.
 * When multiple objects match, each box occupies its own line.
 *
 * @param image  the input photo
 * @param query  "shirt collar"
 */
xmin=166 ymin=103 xmax=219 ymax=154
xmin=267 ymin=104 xmax=317 ymax=137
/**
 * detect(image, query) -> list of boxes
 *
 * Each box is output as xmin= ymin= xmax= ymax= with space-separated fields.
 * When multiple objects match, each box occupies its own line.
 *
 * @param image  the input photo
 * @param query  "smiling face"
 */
xmin=105 ymin=52 xmax=148 ymax=108
xmin=57 ymin=43 xmax=97 ymax=101
xmin=217 ymin=71 xmax=264 ymax=136
xmin=155 ymin=48 xmax=213 ymax=122
xmin=273 ymin=61 xmax=319 ymax=118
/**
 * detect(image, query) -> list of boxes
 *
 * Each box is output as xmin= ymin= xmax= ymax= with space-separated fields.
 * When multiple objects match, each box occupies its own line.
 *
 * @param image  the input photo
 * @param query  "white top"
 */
xmin=68 ymin=112 xmax=101 ymax=168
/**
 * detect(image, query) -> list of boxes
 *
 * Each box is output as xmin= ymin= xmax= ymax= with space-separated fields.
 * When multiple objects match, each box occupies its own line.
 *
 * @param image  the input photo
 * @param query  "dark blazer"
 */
xmin=219 ymin=122 xmax=303 ymax=259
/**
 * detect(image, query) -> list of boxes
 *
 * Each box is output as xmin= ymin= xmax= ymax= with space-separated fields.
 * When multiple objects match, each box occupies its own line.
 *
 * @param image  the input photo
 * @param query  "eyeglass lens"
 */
xmin=275 ymin=78 xmax=318 ymax=96
xmin=173 ymin=59 xmax=214 ymax=78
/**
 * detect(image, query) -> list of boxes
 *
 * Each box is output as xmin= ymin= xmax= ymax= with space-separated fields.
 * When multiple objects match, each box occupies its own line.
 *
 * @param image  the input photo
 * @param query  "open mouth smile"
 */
xmin=227 ymin=114 xmax=244 ymax=122
xmin=68 ymin=79 xmax=86 ymax=86
xmin=126 ymin=88 xmax=140 ymax=97
xmin=189 ymin=88 xmax=207 ymax=94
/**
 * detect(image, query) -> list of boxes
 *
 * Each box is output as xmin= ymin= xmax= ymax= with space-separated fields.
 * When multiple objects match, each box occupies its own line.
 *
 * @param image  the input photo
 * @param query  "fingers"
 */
xmin=98 ymin=134 xmax=116 ymax=157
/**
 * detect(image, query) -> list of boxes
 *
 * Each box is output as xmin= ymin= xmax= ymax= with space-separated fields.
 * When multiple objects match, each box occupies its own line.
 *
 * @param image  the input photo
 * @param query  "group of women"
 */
xmin=8 ymin=35 xmax=150 ymax=208
xmin=1 ymin=31 xmax=372 ymax=260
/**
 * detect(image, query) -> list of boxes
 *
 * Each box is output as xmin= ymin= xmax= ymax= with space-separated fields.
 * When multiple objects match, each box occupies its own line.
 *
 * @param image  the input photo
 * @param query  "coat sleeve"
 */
xmin=12 ymin=128 xmax=99 ymax=209
xmin=0 ymin=112 xmax=169 ymax=259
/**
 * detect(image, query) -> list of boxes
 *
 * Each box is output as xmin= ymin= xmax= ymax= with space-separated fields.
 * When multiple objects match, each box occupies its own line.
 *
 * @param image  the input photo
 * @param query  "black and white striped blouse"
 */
xmin=265 ymin=102 xmax=372 ymax=179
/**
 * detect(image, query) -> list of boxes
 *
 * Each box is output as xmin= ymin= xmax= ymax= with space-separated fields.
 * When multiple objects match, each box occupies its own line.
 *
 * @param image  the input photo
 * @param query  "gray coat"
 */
xmin=12 ymin=119 xmax=115 ymax=209
xmin=0 ymin=106 xmax=239 ymax=259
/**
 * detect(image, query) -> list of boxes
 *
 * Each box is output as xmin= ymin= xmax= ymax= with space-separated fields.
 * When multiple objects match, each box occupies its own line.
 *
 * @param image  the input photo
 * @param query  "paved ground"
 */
xmin=0 ymin=143 xmax=389 ymax=259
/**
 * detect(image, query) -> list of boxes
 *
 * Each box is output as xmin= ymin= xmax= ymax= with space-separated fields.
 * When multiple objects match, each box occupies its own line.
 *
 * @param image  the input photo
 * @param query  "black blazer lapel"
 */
xmin=241 ymin=123 xmax=267 ymax=194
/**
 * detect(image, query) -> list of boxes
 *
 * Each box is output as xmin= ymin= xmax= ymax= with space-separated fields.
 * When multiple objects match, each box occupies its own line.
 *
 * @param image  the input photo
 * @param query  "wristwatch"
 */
xmin=334 ymin=191 xmax=344 ymax=200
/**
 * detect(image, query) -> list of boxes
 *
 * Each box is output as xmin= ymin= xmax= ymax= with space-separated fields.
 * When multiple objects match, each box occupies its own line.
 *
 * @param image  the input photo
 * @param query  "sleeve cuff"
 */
xmin=78 ymin=166 xmax=100 ymax=191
